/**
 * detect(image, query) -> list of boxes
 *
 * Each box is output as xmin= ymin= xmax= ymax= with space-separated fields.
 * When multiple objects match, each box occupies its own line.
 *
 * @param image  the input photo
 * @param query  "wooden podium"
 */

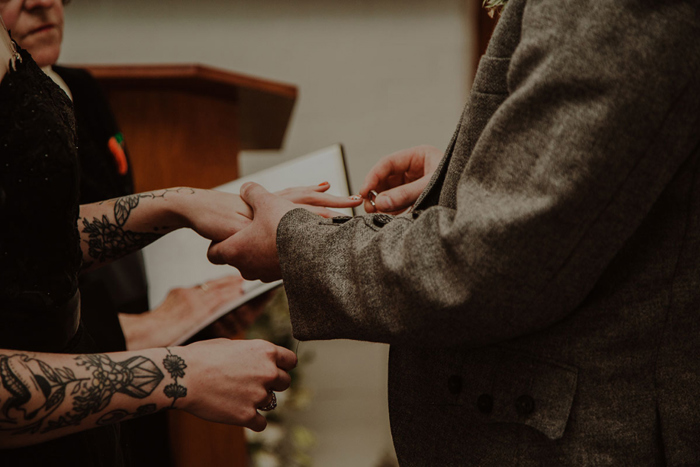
xmin=84 ymin=63 xmax=297 ymax=192
xmin=83 ymin=63 xmax=297 ymax=466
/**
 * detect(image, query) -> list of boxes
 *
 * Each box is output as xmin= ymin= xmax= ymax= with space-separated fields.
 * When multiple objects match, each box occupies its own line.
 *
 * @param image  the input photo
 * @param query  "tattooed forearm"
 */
xmin=105 ymin=188 xmax=196 ymax=227
xmin=80 ymin=215 xmax=162 ymax=264
xmin=80 ymin=188 xmax=195 ymax=267
xmin=0 ymin=353 xmax=163 ymax=436
xmin=162 ymin=349 xmax=187 ymax=407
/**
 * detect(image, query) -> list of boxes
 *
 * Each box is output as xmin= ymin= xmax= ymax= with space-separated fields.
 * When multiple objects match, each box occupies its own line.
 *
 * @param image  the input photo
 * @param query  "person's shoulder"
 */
xmin=52 ymin=65 xmax=117 ymax=124
xmin=52 ymin=65 xmax=101 ymax=95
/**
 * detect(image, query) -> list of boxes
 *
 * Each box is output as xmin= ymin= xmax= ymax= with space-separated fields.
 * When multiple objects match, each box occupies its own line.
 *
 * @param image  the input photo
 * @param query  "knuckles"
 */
xmin=252 ymin=386 xmax=270 ymax=403
xmin=241 ymin=406 xmax=259 ymax=423
xmin=261 ymin=367 xmax=279 ymax=384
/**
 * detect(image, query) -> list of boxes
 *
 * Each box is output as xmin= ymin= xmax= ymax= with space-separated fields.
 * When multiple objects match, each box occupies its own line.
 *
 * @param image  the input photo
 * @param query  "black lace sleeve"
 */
xmin=0 ymin=45 xmax=82 ymax=310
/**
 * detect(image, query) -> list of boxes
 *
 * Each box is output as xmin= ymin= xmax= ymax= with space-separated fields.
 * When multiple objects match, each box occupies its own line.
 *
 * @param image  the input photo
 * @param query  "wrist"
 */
xmin=156 ymin=187 xmax=198 ymax=232
xmin=157 ymin=345 xmax=192 ymax=412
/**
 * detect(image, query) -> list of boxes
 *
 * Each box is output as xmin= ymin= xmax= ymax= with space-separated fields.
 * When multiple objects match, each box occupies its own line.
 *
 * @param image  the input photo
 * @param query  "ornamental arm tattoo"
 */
xmin=78 ymin=188 xmax=195 ymax=269
xmin=0 ymin=349 xmax=188 ymax=447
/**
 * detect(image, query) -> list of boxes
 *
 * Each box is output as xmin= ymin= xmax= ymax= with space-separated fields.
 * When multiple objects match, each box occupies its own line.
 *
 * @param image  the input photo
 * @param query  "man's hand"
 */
xmin=360 ymin=145 xmax=443 ymax=213
xmin=207 ymin=183 xmax=304 ymax=282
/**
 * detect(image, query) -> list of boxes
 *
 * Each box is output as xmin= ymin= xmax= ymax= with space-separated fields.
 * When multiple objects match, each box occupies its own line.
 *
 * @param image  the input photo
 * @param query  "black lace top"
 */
xmin=0 ymin=46 xmax=82 ymax=314
xmin=0 ymin=46 xmax=125 ymax=466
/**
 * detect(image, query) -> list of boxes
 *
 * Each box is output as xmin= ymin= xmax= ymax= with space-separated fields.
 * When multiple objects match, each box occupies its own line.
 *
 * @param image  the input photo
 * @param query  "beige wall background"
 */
xmin=60 ymin=1 xmax=479 ymax=465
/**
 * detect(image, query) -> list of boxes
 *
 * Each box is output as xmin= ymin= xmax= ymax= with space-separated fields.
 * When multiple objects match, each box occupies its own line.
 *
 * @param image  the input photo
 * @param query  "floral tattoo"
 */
xmin=162 ymin=349 xmax=188 ymax=407
xmin=81 ymin=188 xmax=195 ymax=266
xmin=0 ymin=353 xmax=163 ymax=435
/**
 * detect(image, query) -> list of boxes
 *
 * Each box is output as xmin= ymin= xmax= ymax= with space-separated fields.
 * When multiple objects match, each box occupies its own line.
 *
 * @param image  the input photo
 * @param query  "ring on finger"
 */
xmin=368 ymin=190 xmax=378 ymax=207
xmin=258 ymin=391 xmax=277 ymax=412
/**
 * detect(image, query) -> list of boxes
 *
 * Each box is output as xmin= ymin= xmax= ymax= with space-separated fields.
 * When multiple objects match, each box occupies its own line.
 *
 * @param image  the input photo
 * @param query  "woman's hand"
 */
xmin=275 ymin=181 xmax=362 ymax=217
xmin=177 ymin=184 xmax=362 ymax=242
xmin=119 ymin=274 xmax=248 ymax=350
xmin=172 ymin=189 xmax=254 ymax=243
xmin=178 ymin=338 xmax=297 ymax=431
xmin=79 ymin=184 xmax=360 ymax=271
xmin=360 ymin=145 xmax=443 ymax=214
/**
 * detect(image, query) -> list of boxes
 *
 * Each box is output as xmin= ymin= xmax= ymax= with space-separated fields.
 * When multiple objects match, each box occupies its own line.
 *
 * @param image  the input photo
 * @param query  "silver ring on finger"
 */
xmin=368 ymin=190 xmax=378 ymax=207
xmin=258 ymin=391 xmax=277 ymax=412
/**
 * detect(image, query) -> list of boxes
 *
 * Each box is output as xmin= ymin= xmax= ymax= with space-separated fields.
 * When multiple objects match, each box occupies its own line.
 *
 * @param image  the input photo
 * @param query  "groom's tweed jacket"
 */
xmin=278 ymin=0 xmax=700 ymax=464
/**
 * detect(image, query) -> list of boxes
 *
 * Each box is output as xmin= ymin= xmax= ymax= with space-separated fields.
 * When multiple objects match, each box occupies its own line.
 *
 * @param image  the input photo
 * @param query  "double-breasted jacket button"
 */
xmin=372 ymin=213 xmax=393 ymax=227
xmin=515 ymin=395 xmax=535 ymax=416
xmin=447 ymin=375 xmax=462 ymax=395
xmin=476 ymin=394 xmax=494 ymax=414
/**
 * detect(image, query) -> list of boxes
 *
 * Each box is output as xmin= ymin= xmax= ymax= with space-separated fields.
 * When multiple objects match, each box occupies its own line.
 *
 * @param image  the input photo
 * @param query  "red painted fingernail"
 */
xmin=319 ymin=181 xmax=329 ymax=186
xmin=348 ymin=195 xmax=362 ymax=201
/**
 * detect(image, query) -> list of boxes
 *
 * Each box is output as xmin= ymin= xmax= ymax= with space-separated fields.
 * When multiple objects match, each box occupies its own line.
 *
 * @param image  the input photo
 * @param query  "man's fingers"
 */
xmin=240 ymin=182 xmax=273 ymax=212
xmin=374 ymin=177 xmax=429 ymax=212
xmin=207 ymin=236 xmax=239 ymax=265
xmin=276 ymin=347 xmax=298 ymax=371
xmin=359 ymin=146 xmax=428 ymax=197
xmin=364 ymin=198 xmax=377 ymax=213
xmin=360 ymin=160 xmax=397 ymax=198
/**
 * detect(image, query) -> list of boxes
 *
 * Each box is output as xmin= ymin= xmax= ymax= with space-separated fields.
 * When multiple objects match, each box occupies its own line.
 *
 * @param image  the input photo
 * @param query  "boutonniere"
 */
xmin=483 ymin=0 xmax=508 ymax=17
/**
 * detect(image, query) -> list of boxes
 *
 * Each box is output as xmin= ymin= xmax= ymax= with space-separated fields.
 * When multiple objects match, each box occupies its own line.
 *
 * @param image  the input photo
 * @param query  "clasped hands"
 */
xmin=206 ymin=145 xmax=443 ymax=281
xmin=129 ymin=145 xmax=442 ymax=431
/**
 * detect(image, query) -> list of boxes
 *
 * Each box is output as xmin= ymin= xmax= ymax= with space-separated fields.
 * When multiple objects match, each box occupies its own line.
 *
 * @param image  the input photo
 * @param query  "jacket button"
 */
xmin=372 ymin=213 xmax=393 ymax=227
xmin=447 ymin=375 xmax=462 ymax=395
xmin=476 ymin=394 xmax=493 ymax=414
xmin=515 ymin=395 xmax=535 ymax=416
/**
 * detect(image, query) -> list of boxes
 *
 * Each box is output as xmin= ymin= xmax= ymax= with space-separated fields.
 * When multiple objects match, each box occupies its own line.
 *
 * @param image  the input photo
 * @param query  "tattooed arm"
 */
xmin=78 ymin=187 xmax=252 ymax=271
xmin=78 ymin=184 xmax=362 ymax=271
xmin=0 ymin=339 xmax=295 ymax=448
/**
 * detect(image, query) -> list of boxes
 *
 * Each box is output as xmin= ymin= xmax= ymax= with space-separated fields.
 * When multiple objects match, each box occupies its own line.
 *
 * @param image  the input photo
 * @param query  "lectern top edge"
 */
xmin=73 ymin=63 xmax=297 ymax=100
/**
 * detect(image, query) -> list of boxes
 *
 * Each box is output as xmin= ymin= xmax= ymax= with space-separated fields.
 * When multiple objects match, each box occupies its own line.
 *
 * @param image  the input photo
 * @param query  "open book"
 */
xmin=141 ymin=144 xmax=353 ymax=345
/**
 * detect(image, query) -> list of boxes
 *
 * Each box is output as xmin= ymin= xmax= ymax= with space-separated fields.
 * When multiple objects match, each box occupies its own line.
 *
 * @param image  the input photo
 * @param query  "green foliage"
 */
xmin=483 ymin=0 xmax=508 ymax=15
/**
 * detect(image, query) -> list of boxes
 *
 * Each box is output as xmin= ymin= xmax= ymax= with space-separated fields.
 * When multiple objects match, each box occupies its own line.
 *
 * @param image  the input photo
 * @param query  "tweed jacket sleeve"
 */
xmin=277 ymin=0 xmax=700 ymax=347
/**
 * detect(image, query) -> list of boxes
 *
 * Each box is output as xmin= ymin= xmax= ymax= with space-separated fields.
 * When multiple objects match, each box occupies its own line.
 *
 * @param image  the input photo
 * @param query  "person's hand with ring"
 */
xmin=178 ymin=338 xmax=296 ymax=431
xmin=360 ymin=145 xmax=443 ymax=214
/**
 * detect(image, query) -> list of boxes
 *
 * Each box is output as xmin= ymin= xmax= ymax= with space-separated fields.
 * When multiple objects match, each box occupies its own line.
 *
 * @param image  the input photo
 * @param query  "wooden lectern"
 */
xmin=82 ymin=63 xmax=297 ymax=466
xmin=84 ymin=63 xmax=297 ymax=192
